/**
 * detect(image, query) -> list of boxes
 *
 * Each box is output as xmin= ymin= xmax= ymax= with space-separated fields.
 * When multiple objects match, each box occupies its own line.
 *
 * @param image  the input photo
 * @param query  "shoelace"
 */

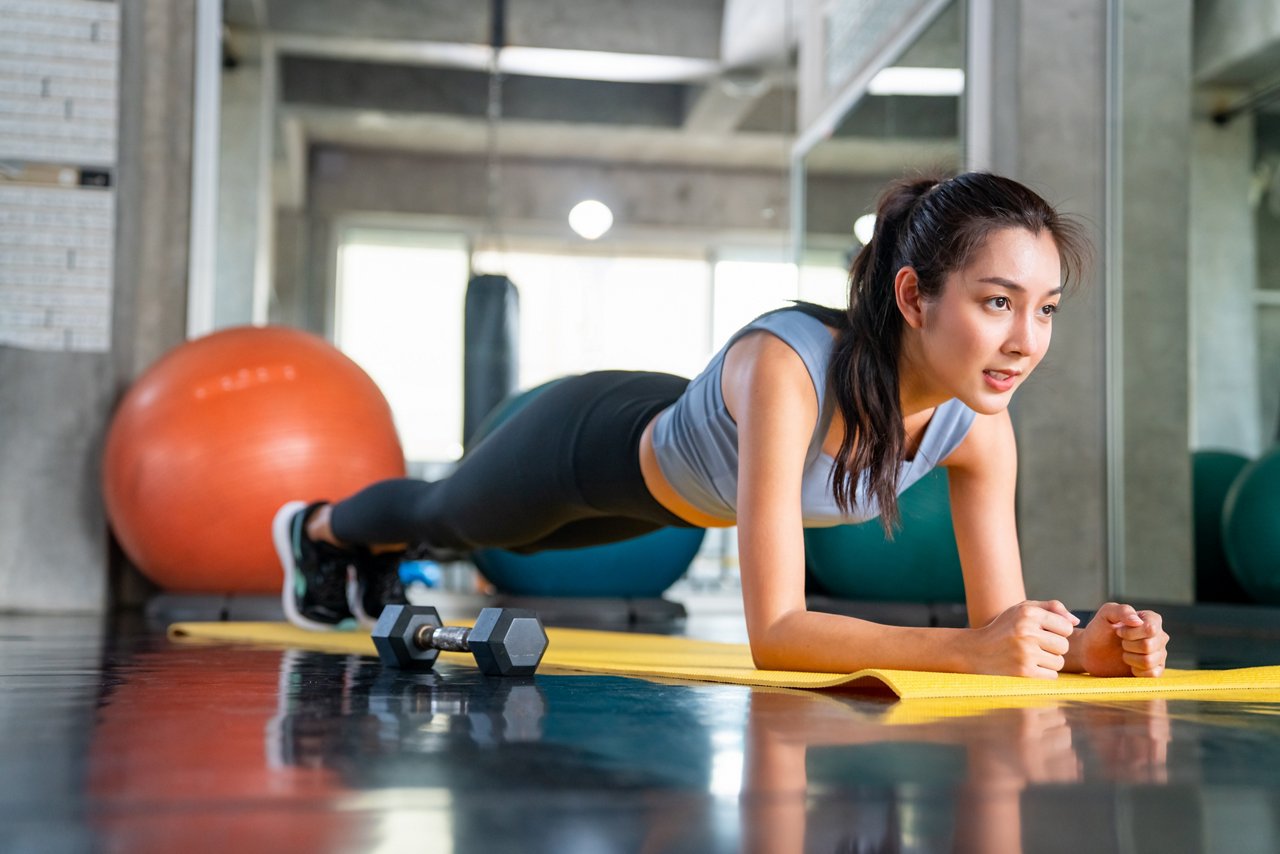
xmin=358 ymin=552 xmax=406 ymax=604
xmin=303 ymin=538 xmax=355 ymax=608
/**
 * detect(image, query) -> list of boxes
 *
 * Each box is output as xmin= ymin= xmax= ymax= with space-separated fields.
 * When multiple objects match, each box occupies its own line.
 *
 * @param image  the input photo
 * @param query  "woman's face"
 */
xmin=914 ymin=227 xmax=1064 ymax=415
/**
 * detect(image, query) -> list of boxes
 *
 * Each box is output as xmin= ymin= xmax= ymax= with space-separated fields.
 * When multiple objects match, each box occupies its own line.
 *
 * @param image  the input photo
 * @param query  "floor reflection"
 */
xmin=0 ymin=617 xmax=1277 ymax=853
xmin=743 ymin=690 xmax=1176 ymax=852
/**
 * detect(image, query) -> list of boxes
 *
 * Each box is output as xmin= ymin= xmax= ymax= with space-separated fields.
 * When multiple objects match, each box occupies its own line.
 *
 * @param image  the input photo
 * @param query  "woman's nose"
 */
xmin=1003 ymin=313 xmax=1044 ymax=358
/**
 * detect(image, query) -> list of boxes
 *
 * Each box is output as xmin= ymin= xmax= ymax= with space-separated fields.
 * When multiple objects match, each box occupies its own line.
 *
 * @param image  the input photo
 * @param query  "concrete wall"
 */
xmin=1114 ymin=0 xmax=1193 ymax=601
xmin=0 ymin=0 xmax=194 ymax=612
xmin=305 ymin=147 xmax=862 ymax=237
xmin=1194 ymin=0 xmax=1280 ymax=84
xmin=1189 ymin=107 xmax=1262 ymax=455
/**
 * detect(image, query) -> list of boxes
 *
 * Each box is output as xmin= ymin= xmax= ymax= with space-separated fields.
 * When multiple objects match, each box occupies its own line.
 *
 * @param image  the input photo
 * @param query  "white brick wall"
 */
xmin=0 ymin=0 xmax=118 ymax=353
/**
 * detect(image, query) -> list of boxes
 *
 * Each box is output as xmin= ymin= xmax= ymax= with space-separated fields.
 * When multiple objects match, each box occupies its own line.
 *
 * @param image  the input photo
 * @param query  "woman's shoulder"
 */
xmin=748 ymin=303 xmax=844 ymax=340
xmin=730 ymin=305 xmax=842 ymax=361
xmin=722 ymin=315 xmax=829 ymax=424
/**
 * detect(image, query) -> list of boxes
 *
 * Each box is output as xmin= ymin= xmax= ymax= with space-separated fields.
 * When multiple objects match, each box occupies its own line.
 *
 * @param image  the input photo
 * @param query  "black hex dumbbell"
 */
xmin=372 ymin=604 xmax=549 ymax=676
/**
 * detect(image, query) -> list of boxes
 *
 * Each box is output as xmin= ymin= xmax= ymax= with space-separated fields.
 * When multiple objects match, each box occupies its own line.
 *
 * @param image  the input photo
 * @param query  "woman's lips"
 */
xmin=983 ymin=370 xmax=1017 ymax=392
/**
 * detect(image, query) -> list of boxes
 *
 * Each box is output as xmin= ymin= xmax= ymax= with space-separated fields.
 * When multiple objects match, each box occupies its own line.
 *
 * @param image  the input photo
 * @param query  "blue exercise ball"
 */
xmin=803 ymin=468 xmax=964 ymax=602
xmin=468 ymin=379 xmax=705 ymax=598
xmin=1222 ymin=445 xmax=1280 ymax=605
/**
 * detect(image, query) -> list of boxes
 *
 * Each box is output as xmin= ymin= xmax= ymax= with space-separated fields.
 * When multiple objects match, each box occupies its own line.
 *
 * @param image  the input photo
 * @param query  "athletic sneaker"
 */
xmin=273 ymin=500 xmax=359 ymax=631
xmin=347 ymin=549 xmax=408 ymax=627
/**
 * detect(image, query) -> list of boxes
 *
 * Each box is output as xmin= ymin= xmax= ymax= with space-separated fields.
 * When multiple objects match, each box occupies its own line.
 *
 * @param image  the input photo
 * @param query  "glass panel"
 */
xmin=823 ymin=0 xmax=934 ymax=94
xmin=1258 ymin=117 xmax=1280 ymax=444
xmin=712 ymin=260 xmax=798 ymax=350
xmin=336 ymin=232 xmax=469 ymax=462
xmin=800 ymin=0 xmax=964 ymax=280
xmin=799 ymin=250 xmax=851 ymax=308
xmin=471 ymin=250 xmax=712 ymax=387
xmin=1259 ymin=305 xmax=1280 ymax=446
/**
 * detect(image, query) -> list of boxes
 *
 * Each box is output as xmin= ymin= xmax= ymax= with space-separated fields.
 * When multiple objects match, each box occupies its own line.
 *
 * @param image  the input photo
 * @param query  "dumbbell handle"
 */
xmin=414 ymin=624 xmax=473 ymax=653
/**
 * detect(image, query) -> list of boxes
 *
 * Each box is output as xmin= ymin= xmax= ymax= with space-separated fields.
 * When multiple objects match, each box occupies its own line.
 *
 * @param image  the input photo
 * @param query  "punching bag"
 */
xmin=463 ymin=274 xmax=520 ymax=446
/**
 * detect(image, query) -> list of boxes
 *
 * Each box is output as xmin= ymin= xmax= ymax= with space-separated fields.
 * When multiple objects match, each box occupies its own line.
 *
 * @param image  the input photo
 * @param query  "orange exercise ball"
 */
xmin=103 ymin=326 xmax=406 ymax=593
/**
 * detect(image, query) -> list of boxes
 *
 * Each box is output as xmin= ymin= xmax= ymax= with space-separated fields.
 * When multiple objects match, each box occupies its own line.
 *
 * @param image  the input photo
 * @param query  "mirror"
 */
xmin=795 ymin=0 xmax=965 ymax=304
xmin=211 ymin=2 xmax=813 ymax=467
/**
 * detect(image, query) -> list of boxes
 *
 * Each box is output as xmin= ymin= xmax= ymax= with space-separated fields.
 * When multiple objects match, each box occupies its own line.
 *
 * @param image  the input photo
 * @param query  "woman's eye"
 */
xmin=988 ymin=296 xmax=1010 ymax=310
xmin=1040 ymin=304 xmax=1059 ymax=317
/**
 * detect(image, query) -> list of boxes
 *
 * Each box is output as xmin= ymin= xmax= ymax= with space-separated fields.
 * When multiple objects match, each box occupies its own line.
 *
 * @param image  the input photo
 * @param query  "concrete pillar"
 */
xmin=113 ymin=0 xmax=195 ymax=395
xmin=214 ymin=36 xmax=275 ymax=329
xmin=1113 ymin=0 xmax=1193 ymax=601
xmin=970 ymin=0 xmax=1109 ymax=607
xmin=970 ymin=0 xmax=1193 ymax=606
xmin=109 ymin=0 xmax=199 ymax=607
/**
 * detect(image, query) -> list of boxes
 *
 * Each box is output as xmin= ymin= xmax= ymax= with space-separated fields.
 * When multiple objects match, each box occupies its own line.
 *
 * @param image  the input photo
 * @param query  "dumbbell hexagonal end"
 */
xmin=372 ymin=604 xmax=443 ymax=670
xmin=468 ymin=608 xmax=549 ymax=676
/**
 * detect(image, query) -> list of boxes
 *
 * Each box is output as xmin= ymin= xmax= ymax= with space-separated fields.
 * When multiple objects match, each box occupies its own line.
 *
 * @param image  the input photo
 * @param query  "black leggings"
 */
xmin=329 ymin=371 xmax=697 ymax=554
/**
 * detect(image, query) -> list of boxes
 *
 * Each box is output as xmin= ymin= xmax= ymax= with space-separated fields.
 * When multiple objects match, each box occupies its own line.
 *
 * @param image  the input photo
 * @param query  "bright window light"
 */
xmin=338 ymin=241 xmax=840 ymax=467
xmin=867 ymin=66 xmax=964 ymax=96
xmin=337 ymin=231 xmax=469 ymax=462
xmin=472 ymin=250 xmax=711 ymax=388
xmin=799 ymin=260 xmax=849 ymax=310
xmin=712 ymin=260 xmax=799 ymax=350
xmin=568 ymin=200 xmax=613 ymax=240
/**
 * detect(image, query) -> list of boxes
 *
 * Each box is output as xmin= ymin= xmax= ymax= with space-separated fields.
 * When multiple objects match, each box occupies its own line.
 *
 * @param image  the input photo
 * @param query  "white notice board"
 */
xmin=0 ymin=0 xmax=118 ymax=353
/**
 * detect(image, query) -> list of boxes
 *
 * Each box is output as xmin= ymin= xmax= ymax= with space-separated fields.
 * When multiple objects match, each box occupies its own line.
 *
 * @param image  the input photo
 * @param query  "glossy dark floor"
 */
xmin=3 ymin=608 xmax=1280 ymax=854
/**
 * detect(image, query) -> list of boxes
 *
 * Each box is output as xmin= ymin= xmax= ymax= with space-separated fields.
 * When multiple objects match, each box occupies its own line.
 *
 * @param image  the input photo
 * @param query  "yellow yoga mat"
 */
xmin=169 ymin=621 xmax=1280 ymax=701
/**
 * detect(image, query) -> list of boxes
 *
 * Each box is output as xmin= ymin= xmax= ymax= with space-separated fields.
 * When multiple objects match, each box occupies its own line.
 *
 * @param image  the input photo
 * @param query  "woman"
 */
xmin=274 ymin=171 xmax=1170 ymax=679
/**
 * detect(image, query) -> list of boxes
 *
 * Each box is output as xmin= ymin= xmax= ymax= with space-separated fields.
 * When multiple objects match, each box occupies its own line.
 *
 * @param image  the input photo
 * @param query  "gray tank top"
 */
xmin=651 ymin=308 xmax=977 ymax=526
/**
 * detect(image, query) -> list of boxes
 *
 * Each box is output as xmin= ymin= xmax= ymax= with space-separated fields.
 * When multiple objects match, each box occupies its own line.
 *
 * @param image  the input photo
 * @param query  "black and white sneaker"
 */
xmin=347 ymin=549 xmax=409 ymax=628
xmin=273 ymin=500 xmax=359 ymax=631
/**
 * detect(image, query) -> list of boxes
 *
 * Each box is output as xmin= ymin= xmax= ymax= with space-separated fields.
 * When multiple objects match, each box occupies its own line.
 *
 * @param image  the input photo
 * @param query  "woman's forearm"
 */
xmin=748 ymin=609 xmax=972 ymax=674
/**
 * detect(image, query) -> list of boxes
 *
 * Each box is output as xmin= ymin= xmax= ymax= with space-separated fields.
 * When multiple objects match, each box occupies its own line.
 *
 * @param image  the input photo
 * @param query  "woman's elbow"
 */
xmin=750 ymin=643 xmax=782 ymax=671
xmin=746 ymin=620 xmax=794 ymax=671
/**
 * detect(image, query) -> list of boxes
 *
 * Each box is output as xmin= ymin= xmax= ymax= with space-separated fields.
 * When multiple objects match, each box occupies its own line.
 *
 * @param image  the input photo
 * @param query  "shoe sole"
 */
xmin=348 ymin=560 xmax=411 ymax=628
xmin=347 ymin=571 xmax=376 ymax=629
xmin=273 ymin=500 xmax=350 ymax=632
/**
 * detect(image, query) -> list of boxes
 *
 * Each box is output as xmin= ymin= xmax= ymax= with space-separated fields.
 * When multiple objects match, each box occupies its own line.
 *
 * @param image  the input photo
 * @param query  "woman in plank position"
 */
xmin=275 ymin=171 xmax=1169 ymax=679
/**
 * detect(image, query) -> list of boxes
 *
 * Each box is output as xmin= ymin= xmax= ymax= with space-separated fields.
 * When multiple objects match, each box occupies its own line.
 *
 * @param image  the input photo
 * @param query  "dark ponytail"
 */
xmin=817 ymin=171 xmax=1089 ymax=534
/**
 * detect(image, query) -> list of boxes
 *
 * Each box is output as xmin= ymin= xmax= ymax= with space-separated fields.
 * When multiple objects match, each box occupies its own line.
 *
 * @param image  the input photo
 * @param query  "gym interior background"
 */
xmin=3 ymin=0 xmax=1280 ymax=851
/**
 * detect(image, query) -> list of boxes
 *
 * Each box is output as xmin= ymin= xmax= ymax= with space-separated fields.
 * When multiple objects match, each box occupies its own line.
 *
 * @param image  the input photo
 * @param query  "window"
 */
xmin=712 ymin=253 xmax=847 ymax=350
xmin=472 ymin=250 xmax=712 ymax=387
xmin=336 ymin=236 xmax=847 ymax=464
xmin=336 ymin=229 xmax=469 ymax=461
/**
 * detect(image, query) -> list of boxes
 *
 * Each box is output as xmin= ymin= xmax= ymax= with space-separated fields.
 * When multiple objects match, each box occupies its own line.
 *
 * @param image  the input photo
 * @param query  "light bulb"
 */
xmin=853 ymin=214 xmax=876 ymax=246
xmin=568 ymin=200 xmax=613 ymax=240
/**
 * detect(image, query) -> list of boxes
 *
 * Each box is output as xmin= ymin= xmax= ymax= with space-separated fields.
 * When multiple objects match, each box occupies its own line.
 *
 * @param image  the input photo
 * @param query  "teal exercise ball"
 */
xmin=468 ymin=379 xmax=705 ymax=598
xmin=1192 ymin=450 xmax=1252 ymax=603
xmin=804 ymin=468 xmax=964 ymax=602
xmin=1222 ymin=445 xmax=1280 ymax=604
xmin=472 ymin=530 xmax=705 ymax=598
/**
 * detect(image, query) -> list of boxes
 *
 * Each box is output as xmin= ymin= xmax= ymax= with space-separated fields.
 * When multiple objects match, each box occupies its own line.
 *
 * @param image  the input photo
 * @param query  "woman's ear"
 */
xmin=894 ymin=266 xmax=926 ymax=329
